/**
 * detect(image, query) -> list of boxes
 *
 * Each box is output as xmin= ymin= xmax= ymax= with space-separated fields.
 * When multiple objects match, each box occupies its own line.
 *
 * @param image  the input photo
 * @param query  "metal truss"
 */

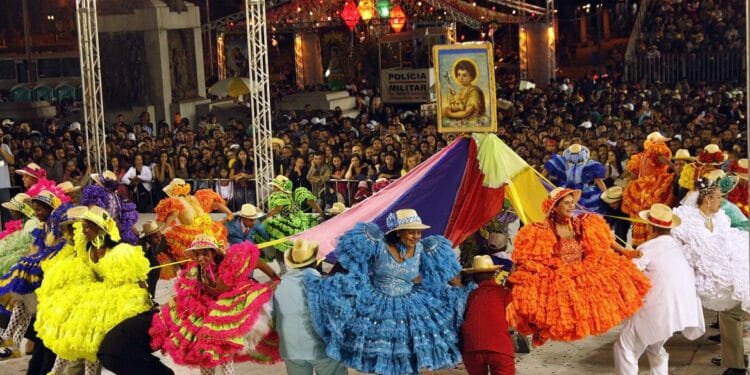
xmin=245 ymin=0 xmax=275 ymax=210
xmin=76 ymin=0 xmax=107 ymax=173
xmin=546 ymin=0 xmax=555 ymax=81
xmin=484 ymin=0 xmax=545 ymax=17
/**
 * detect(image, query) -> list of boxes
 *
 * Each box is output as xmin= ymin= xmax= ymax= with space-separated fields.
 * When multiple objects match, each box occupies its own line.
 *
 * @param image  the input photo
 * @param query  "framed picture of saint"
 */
xmin=433 ymin=43 xmax=497 ymax=133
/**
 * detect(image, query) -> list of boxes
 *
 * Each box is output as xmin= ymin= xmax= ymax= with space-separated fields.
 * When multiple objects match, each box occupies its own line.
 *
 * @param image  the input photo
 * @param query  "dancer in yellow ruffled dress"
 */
xmin=155 ymin=178 xmax=233 ymax=278
xmin=34 ymin=206 xmax=152 ymax=375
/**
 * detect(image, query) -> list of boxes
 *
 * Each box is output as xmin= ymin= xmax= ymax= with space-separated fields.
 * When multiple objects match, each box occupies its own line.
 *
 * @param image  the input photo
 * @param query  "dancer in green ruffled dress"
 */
xmin=0 ymin=193 xmax=39 ymax=276
xmin=263 ymin=175 xmax=322 ymax=272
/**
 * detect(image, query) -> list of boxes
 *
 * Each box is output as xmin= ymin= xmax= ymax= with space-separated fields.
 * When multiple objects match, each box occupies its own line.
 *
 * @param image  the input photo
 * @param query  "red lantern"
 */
xmin=389 ymin=4 xmax=406 ymax=33
xmin=341 ymin=0 xmax=360 ymax=31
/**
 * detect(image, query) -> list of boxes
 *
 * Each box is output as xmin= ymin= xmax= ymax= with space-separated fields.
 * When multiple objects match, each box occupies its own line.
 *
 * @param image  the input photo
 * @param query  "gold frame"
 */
xmin=433 ymin=42 xmax=497 ymax=134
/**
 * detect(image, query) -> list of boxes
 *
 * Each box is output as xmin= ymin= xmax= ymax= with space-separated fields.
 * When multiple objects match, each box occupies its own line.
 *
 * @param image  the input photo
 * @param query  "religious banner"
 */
xmin=380 ymin=68 xmax=434 ymax=103
xmin=433 ymin=42 xmax=497 ymax=133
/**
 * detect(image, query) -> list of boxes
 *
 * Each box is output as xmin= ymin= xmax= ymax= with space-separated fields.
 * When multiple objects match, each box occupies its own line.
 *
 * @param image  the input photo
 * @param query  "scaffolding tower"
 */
xmin=245 ymin=0 xmax=275 ymax=209
xmin=76 ymin=0 xmax=107 ymax=173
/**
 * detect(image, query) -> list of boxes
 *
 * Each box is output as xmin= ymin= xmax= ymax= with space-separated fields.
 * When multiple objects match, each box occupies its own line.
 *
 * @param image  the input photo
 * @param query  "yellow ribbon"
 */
xmin=149 ymin=237 xmax=292 ymax=270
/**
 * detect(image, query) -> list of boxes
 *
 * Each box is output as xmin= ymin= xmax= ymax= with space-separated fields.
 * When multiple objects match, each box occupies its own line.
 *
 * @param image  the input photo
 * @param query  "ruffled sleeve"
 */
xmin=268 ymin=192 xmax=291 ymax=210
xmin=218 ymin=241 xmax=260 ymax=288
xmin=195 ymin=189 xmax=225 ymax=212
xmin=333 ymin=222 xmax=384 ymax=275
xmin=578 ymin=214 xmax=614 ymax=255
xmin=626 ymin=153 xmax=642 ymax=175
xmin=419 ymin=235 xmax=460 ymax=286
xmin=293 ymin=187 xmax=316 ymax=206
xmin=155 ymin=197 xmax=185 ymax=223
xmin=679 ymin=164 xmax=696 ymax=190
xmin=544 ymin=154 xmax=567 ymax=184
xmin=81 ymin=185 xmax=110 ymax=210
xmin=94 ymin=244 xmax=150 ymax=285
xmin=582 ymin=161 xmax=606 ymax=181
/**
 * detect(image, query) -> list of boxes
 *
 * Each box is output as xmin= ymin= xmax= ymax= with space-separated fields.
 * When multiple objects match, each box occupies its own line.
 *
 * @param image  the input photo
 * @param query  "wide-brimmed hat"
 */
xmin=385 ymin=209 xmax=431 ymax=234
xmin=326 ymin=202 xmax=348 ymax=216
xmin=1 ymin=193 xmax=34 ymax=218
xmin=639 ymin=203 xmax=681 ymax=229
xmin=57 ymin=181 xmax=81 ymax=194
xmin=185 ymin=234 xmax=224 ymax=254
xmin=163 ymin=178 xmax=191 ymax=197
xmin=81 ymin=205 xmax=121 ymax=241
xmin=542 ymin=187 xmax=582 ymax=215
xmin=269 ymin=175 xmax=292 ymax=193
xmin=15 ymin=163 xmax=45 ymax=180
xmin=487 ymin=232 xmax=508 ymax=251
xmin=672 ymin=149 xmax=695 ymax=161
xmin=271 ymin=138 xmax=285 ymax=148
xmin=90 ymin=170 xmax=118 ymax=186
xmin=730 ymin=158 xmax=748 ymax=180
xmin=646 ymin=131 xmax=670 ymax=142
xmin=563 ymin=144 xmax=590 ymax=164
xmin=30 ymin=191 xmax=61 ymax=210
xmin=139 ymin=220 xmax=164 ymax=238
xmin=463 ymin=255 xmax=501 ymax=274
xmin=237 ymin=203 xmax=265 ymax=220
xmin=600 ymin=186 xmax=624 ymax=204
xmin=697 ymin=144 xmax=728 ymax=165
xmin=284 ymin=239 xmax=321 ymax=269
xmin=60 ymin=205 xmax=88 ymax=226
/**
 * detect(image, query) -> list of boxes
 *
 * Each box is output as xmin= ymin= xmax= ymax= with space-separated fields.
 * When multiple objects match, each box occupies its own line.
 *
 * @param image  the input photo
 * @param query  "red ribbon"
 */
xmin=648 ymin=214 xmax=672 ymax=227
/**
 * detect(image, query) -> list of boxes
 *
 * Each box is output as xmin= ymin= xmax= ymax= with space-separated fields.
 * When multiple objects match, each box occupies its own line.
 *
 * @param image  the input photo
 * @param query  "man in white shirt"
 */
xmin=613 ymin=203 xmax=705 ymax=375
xmin=122 ymin=154 xmax=153 ymax=211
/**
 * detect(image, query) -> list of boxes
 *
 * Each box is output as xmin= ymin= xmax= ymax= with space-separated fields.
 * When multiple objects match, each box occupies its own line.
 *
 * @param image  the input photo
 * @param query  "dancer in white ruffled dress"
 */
xmin=672 ymin=177 xmax=749 ymax=375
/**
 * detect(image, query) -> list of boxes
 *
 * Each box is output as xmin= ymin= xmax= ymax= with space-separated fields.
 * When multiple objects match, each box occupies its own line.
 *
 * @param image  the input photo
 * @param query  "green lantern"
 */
xmin=376 ymin=0 xmax=391 ymax=18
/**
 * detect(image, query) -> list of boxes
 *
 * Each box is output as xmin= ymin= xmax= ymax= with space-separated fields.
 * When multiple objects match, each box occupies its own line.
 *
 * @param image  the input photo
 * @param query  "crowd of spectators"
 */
xmin=0 ymin=73 xmax=746 ymax=215
xmin=639 ymin=0 xmax=745 ymax=55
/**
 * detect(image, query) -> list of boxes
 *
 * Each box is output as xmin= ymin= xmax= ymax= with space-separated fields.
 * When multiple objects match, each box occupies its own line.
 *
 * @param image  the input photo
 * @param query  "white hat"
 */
xmin=299 ymin=119 xmax=309 ymax=125
xmin=600 ymin=186 xmax=624 ymax=203
xmin=2 ymin=119 xmax=14 ymax=126
xmin=284 ymin=239 xmax=321 ymax=269
xmin=229 ymin=144 xmax=241 ymax=150
xmin=385 ymin=209 xmax=431 ymax=234
xmin=69 ymin=122 xmax=81 ymax=131
xmin=326 ymin=202 xmax=348 ymax=216
xmin=463 ymin=255 xmax=501 ymax=274
xmin=579 ymin=121 xmax=592 ymax=129
xmin=237 ymin=203 xmax=265 ymax=220
xmin=638 ymin=203 xmax=681 ymax=229
xmin=311 ymin=117 xmax=321 ymax=125
xmin=139 ymin=220 xmax=164 ymax=238
xmin=646 ymin=131 xmax=670 ymax=142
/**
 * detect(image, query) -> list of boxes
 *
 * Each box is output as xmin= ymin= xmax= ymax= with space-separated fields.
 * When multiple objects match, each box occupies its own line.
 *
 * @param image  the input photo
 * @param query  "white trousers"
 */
xmin=613 ymin=320 xmax=669 ymax=375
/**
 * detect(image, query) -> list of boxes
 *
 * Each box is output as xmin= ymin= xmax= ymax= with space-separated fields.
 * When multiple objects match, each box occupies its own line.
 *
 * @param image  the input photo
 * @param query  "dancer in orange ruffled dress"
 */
xmin=154 ymin=178 xmax=233 ymax=278
xmin=507 ymin=188 xmax=651 ymax=346
xmin=622 ymin=131 xmax=674 ymax=246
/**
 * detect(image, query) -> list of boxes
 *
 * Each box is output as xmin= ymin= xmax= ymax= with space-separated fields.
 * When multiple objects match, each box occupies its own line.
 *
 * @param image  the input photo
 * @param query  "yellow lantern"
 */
xmin=358 ymin=0 xmax=376 ymax=23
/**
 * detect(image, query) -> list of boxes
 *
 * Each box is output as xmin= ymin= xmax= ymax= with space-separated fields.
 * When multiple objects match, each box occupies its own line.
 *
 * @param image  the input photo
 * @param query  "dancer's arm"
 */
xmin=255 ymin=259 xmax=280 ymax=281
xmin=211 ymin=201 xmax=234 ymax=221
xmin=306 ymin=199 xmax=323 ymax=214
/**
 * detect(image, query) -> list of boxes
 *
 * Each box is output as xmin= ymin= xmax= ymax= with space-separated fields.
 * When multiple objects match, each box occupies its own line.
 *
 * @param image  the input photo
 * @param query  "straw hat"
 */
xmin=567 ymin=144 xmax=583 ymax=154
xmin=703 ymin=169 xmax=726 ymax=182
xmin=542 ymin=187 xmax=582 ymax=215
xmin=672 ymin=149 xmax=695 ymax=161
xmin=487 ymin=232 xmax=509 ymax=251
xmin=284 ymin=239 xmax=321 ymax=269
xmin=15 ymin=163 xmax=45 ymax=180
xmin=638 ymin=203 xmax=681 ymax=229
xmin=326 ymin=202 xmax=348 ymax=216
xmin=463 ymin=255 xmax=501 ymax=274
xmin=237 ymin=204 xmax=265 ymax=220
xmin=60 ymin=205 xmax=88 ymax=226
xmin=162 ymin=178 xmax=191 ymax=197
xmin=271 ymin=138 xmax=285 ymax=149
xmin=1 ymin=193 xmax=34 ymax=218
xmin=185 ymin=234 xmax=224 ymax=254
xmin=646 ymin=131 xmax=670 ymax=142
xmin=697 ymin=144 xmax=728 ymax=165
xmin=730 ymin=158 xmax=748 ymax=180
xmin=30 ymin=191 xmax=61 ymax=210
xmin=269 ymin=175 xmax=292 ymax=193
xmin=385 ymin=209 xmax=431 ymax=235
xmin=57 ymin=181 xmax=81 ymax=194
xmin=718 ymin=174 xmax=740 ymax=196
xmin=139 ymin=220 xmax=164 ymax=238
xmin=600 ymin=186 xmax=624 ymax=204
xmin=81 ymin=205 xmax=121 ymax=241
xmin=90 ymin=170 xmax=118 ymax=186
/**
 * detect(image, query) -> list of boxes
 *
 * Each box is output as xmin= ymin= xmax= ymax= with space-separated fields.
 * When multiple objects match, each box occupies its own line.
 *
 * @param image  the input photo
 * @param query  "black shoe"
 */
xmin=713 ymin=356 xmax=750 ymax=367
xmin=722 ymin=369 xmax=747 ymax=375
xmin=709 ymin=334 xmax=721 ymax=343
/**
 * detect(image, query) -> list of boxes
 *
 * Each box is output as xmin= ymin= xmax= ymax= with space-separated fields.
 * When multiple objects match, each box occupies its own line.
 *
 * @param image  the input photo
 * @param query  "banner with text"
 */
xmin=380 ymin=68 xmax=434 ymax=103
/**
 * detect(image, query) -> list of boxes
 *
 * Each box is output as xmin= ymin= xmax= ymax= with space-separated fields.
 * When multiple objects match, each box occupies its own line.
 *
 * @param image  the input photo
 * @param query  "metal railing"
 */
xmin=623 ymin=51 xmax=746 ymax=84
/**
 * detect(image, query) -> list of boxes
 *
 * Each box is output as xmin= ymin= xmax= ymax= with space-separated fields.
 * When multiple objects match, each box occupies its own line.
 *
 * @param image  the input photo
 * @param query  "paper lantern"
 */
xmin=389 ymin=4 xmax=406 ymax=33
xmin=376 ymin=0 xmax=391 ymax=18
xmin=358 ymin=0 xmax=376 ymax=23
xmin=341 ymin=0 xmax=360 ymax=31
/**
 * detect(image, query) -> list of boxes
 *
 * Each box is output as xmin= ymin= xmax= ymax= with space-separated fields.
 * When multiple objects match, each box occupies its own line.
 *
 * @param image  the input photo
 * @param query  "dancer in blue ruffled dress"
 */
xmin=544 ymin=143 xmax=607 ymax=213
xmin=305 ymin=209 xmax=468 ymax=375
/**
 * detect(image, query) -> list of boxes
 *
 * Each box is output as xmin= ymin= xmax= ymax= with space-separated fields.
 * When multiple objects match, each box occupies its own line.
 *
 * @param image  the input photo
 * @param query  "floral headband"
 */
xmin=695 ymin=177 xmax=719 ymax=195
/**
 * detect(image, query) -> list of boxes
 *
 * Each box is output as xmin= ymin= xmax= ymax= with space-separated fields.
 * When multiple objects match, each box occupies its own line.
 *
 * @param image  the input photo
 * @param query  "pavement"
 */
xmin=3 ymin=214 xmax=748 ymax=374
